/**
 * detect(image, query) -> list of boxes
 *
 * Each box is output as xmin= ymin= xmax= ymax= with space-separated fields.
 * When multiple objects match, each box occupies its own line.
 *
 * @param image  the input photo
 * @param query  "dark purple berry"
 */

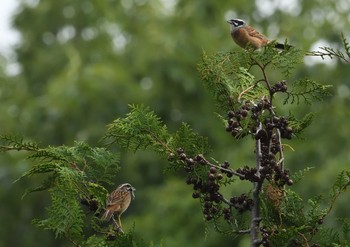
xmin=192 ymin=192 xmax=200 ymax=199
xmin=208 ymin=173 xmax=216 ymax=181
xmin=216 ymin=173 xmax=223 ymax=180
xmin=179 ymin=153 xmax=187 ymax=160
xmin=227 ymin=111 xmax=235 ymax=118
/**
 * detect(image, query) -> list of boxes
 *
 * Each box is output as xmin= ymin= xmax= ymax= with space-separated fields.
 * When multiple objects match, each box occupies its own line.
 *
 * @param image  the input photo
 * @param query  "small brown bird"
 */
xmin=101 ymin=183 xmax=135 ymax=230
xmin=227 ymin=19 xmax=288 ymax=50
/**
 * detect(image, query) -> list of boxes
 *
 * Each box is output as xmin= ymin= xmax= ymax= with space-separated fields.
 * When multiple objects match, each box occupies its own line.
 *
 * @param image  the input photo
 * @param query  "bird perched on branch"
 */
xmin=227 ymin=19 xmax=290 ymax=50
xmin=102 ymin=183 xmax=136 ymax=232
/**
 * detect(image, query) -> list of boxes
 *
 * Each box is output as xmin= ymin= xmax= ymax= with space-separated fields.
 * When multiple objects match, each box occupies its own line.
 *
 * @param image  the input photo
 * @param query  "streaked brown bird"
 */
xmin=101 ymin=183 xmax=135 ymax=230
xmin=227 ymin=19 xmax=288 ymax=50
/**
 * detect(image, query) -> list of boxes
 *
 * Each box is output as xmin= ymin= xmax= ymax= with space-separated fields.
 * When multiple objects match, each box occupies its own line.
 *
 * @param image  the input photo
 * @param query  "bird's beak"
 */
xmin=131 ymin=187 xmax=136 ymax=199
xmin=227 ymin=20 xmax=232 ymax=24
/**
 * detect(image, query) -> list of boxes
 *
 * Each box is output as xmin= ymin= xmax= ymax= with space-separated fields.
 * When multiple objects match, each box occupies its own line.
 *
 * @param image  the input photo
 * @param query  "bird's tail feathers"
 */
xmin=101 ymin=209 xmax=113 ymax=221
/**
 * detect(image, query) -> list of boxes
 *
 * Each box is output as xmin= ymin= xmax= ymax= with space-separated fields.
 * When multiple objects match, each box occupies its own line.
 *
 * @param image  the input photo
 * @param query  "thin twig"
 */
xmin=250 ymin=123 xmax=263 ymax=247
xmin=221 ymin=197 xmax=234 ymax=207
xmin=275 ymin=129 xmax=285 ymax=171
xmin=305 ymin=50 xmax=350 ymax=64
xmin=257 ymin=63 xmax=272 ymax=93
xmin=276 ymin=157 xmax=284 ymax=167
xmin=203 ymin=158 xmax=246 ymax=179
xmin=67 ymin=235 xmax=81 ymax=247
xmin=238 ymin=84 xmax=255 ymax=103
xmin=0 ymin=145 xmax=38 ymax=152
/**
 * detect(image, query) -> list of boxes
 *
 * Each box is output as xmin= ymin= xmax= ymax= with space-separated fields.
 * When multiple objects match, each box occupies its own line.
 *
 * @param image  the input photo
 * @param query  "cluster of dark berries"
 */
xmin=260 ymin=151 xmax=278 ymax=180
xmin=220 ymin=161 xmax=234 ymax=177
xmin=252 ymin=98 xmax=271 ymax=113
xmin=176 ymin=148 xmax=237 ymax=222
xmin=187 ymin=175 xmax=222 ymax=221
xmin=274 ymin=168 xmax=293 ymax=186
xmin=263 ymin=116 xmax=293 ymax=140
xmin=250 ymin=98 xmax=271 ymax=121
xmin=273 ymin=116 xmax=293 ymax=140
xmin=186 ymin=166 xmax=223 ymax=221
xmin=80 ymin=195 xmax=99 ymax=212
xmin=225 ymin=102 xmax=251 ymax=138
xmin=175 ymin=148 xmax=257 ymax=221
xmin=208 ymin=166 xmax=224 ymax=181
xmin=255 ymin=129 xmax=269 ymax=143
xmin=270 ymin=133 xmax=280 ymax=154
xmin=222 ymin=207 xmax=232 ymax=221
xmin=226 ymin=111 xmax=243 ymax=138
xmin=225 ymin=98 xmax=283 ymax=140
xmin=229 ymin=194 xmax=253 ymax=213
xmin=271 ymin=80 xmax=287 ymax=94
xmin=259 ymin=150 xmax=293 ymax=186
xmin=202 ymin=200 xmax=219 ymax=221
xmin=260 ymin=226 xmax=274 ymax=247
xmin=236 ymin=165 xmax=260 ymax=182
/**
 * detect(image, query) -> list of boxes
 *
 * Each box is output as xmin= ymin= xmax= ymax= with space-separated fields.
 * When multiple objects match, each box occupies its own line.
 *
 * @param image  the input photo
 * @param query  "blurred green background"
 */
xmin=0 ymin=0 xmax=349 ymax=246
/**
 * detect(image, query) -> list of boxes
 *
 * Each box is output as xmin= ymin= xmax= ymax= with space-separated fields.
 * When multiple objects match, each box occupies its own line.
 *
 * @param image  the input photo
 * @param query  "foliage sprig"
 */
xmin=306 ymin=33 xmax=350 ymax=64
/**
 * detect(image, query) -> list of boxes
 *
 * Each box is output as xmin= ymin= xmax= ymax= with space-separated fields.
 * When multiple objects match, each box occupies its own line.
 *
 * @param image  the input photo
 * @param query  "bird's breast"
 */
xmin=232 ymin=28 xmax=251 ymax=48
xmin=120 ymin=195 xmax=132 ymax=214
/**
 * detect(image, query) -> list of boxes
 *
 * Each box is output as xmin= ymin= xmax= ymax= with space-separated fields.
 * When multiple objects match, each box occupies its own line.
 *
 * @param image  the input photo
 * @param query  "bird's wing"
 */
xmin=106 ymin=190 xmax=126 ymax=206
xmin=245 ymin=25 xmax=268 ymax=41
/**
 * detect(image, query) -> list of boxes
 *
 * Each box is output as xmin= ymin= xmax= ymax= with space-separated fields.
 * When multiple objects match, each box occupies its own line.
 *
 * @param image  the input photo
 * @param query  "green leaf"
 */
xmin=172 ymin=123 xmax=210 ymax=156
xmin=103 ymin=104 xmax=171 ymax=153
xmin=284 ymin=78 xmax=332 ymax=104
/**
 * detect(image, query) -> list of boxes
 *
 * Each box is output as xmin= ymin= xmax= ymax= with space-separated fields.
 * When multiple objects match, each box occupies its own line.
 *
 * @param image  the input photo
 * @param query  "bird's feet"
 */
xmin=116 ymin=226 xmax=124 ymax=234
xmin=111 ymin=216 xmax=124 ymax=233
